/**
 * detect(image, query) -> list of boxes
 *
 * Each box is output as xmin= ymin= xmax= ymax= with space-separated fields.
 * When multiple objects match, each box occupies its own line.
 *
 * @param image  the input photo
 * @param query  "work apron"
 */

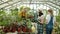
xmin=46 ymin=16 xmax=53 ymax=34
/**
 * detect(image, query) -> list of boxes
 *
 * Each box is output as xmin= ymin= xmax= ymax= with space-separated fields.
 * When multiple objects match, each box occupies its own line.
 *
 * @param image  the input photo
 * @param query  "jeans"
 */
xmin=46 ymin=25 xmax=53 ymax=34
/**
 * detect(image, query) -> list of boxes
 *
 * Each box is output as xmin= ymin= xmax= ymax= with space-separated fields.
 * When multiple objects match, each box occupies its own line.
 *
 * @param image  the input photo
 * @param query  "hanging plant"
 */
xmin=27 ymin=10 xmax=34 ymax=18
xmin=10 ymin=8 xmax=18 ymax=16
xmin=10 ymin=8 xmax=18 ymax=21
xmin=20 ymin=6 xmax=24 ymax=11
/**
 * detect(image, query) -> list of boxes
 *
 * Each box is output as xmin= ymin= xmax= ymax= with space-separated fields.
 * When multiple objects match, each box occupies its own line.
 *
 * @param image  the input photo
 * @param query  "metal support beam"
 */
xmin=0 ymin=0 xmax=12 ymax=5
xmin=0 ymin=1 xmax=60 ymax=10
xmin=0 ymin=0 xmax=21 ymax=9
xmin=49 ymin=1 xmax=60 ymax=7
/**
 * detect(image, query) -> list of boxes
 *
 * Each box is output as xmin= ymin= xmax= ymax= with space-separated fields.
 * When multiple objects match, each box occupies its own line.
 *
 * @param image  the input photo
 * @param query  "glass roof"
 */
xmin=0 ymin=0 xmax=60 ymax=9
xmin=0 ymin=0 xmax=59 ymax=16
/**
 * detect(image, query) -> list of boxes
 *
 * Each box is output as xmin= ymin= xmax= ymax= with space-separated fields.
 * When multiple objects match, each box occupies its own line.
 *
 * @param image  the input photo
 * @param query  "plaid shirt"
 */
xmin=37 ymin=23 xmax=43 ymax=34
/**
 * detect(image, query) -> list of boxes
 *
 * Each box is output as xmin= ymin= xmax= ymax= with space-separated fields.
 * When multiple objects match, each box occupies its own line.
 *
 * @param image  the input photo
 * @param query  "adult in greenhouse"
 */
xmin=46 ymin=9 xmax=56 ymax=34
xmin=37 ymin=9 xmax=44 ymax=34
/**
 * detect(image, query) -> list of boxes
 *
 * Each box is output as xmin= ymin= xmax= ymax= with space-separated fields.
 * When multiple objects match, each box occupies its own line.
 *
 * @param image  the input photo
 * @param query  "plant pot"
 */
xmin=22 ymin=26 xmax=27 ymax=32
xmin=17 ymin=27 xmax=21 ymax=32
xmin=11 ymin=27 xmax=16 ymax=33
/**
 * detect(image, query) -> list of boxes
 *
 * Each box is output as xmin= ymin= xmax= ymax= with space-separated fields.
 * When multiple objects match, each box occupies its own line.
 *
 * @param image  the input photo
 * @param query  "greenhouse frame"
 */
xmin=0 ymin=0 xmax=60 ymax=34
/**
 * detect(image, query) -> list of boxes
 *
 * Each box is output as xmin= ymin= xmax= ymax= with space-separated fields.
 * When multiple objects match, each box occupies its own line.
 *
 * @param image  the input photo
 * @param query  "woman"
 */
xmin=37 ymin=9 xmax=44 ymax=34
xmin=46 ymin=9 xmax=56 ymax=34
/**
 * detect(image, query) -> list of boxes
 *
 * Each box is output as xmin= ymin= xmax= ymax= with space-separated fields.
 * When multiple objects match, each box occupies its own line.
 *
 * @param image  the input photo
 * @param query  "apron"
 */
xmin=46 ymin=16 xmax=53 ymax=34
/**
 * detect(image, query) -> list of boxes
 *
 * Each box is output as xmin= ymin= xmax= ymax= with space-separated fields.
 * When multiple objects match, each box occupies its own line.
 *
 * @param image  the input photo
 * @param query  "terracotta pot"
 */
xmin=3 ymin=27 xmax=8 ymax=33
xmin=22 ymin=26 xmax=27 ymax=32
xmin=11 ymin=27 xmax=16 ymax=32
xmin=26 ymin=28 xmax=31 ymax=32
xmin=17 ymin=27 xmax=21 ymax=32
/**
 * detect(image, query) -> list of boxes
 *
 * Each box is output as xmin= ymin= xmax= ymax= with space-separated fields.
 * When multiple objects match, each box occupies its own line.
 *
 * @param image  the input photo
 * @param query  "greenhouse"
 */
xmin=0 ymin=0 xmax=60 ymax=34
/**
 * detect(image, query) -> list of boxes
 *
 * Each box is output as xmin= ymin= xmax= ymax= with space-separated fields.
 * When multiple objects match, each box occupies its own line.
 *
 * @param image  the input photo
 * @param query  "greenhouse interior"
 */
xmin=0 ymin=0 xmax=60 ymax=34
